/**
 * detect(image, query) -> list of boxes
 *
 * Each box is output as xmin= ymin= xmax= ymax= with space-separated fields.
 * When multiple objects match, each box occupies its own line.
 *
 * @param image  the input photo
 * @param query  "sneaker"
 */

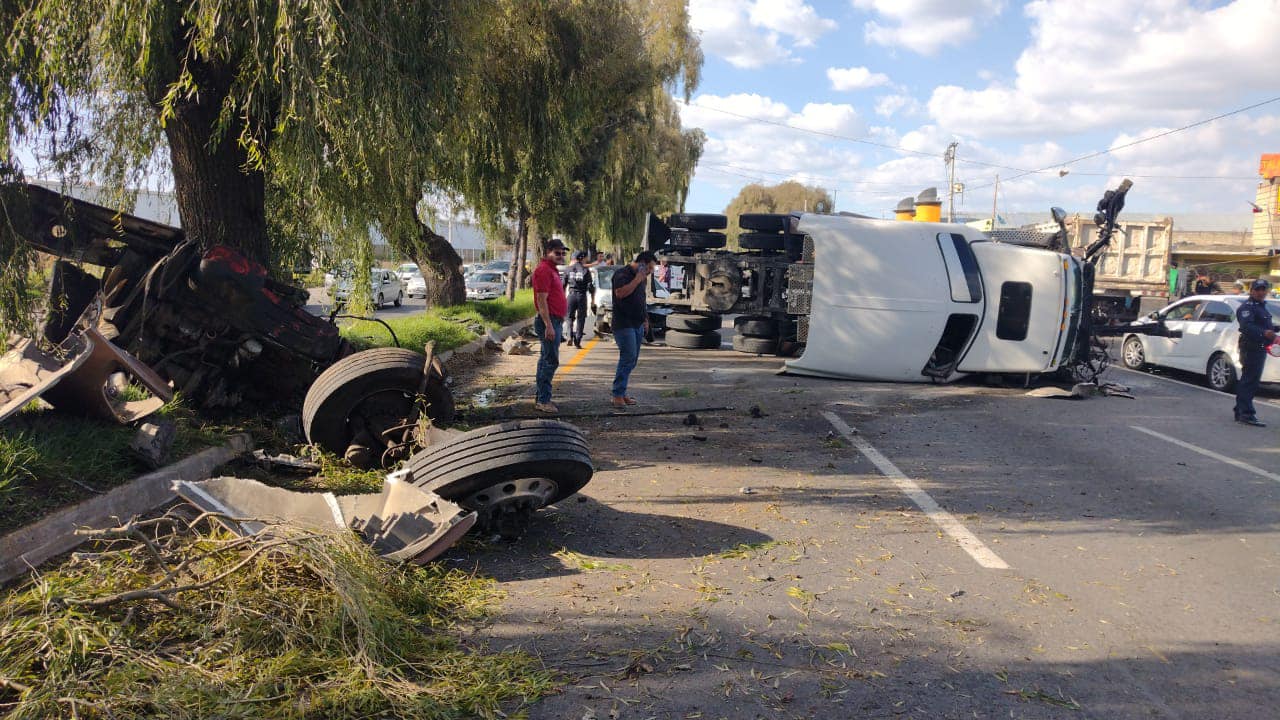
xmin=1238 ymin=415 xmax=1266 ymax=427
xmin=533 ymin=401 xmax=559 ymax=414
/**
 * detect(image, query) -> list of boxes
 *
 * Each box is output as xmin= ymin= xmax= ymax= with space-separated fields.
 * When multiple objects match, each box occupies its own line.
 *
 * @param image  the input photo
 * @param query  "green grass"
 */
xmin=342 ymin=289 xmax=536 ymax=352
xmin=0 ymin=525 xmax=555 ymax=718
xmin=0 ymin=397 xmax=220 ymax=533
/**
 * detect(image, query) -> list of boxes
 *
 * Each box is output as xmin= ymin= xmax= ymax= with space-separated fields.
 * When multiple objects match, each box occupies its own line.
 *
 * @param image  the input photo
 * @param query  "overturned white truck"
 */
xmin=647 ymin=180 xmax=1164 ymax=382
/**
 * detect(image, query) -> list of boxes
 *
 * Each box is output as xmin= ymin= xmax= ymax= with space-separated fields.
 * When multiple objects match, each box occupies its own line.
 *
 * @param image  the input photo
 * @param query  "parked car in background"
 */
xmin=396 ymin=263 xmax=420 ymax=283
xmin=481 ymin=260 xmax=511 ymax=274
xmin=405 ymin=272 xmax=427 ymax=299
xmin=333 ymin=268 xmax=405 ymax=309
xmin=590 ymin=265 xmax=617 ymax=335
xmin=466 ymin=271 xmax=507 ymax=301
xmin=1121 ymin=294 xmax=1280 ymax=391
xmin=323 ymin=260 xmax=354 ymax=289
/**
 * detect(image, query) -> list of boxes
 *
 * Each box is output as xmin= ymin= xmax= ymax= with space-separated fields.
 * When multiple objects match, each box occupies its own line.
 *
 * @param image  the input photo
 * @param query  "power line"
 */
xmin=965 ymin=94 xmax=1280 ymax=190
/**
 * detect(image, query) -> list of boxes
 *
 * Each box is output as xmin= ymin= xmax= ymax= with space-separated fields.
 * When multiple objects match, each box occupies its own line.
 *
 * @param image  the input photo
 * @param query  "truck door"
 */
xmin=958 ymin=243 xmax=1071 ymax=374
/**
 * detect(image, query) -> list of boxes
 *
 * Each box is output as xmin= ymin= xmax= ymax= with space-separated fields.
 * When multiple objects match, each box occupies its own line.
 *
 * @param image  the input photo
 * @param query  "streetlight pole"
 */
xmin=944 ymin=142 xmax=958 ymax=222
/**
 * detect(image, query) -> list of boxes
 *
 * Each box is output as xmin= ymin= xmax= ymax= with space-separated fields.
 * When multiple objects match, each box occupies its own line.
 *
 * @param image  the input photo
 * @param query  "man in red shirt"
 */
xmin=531 ymin=238 xmax=569 ymax=413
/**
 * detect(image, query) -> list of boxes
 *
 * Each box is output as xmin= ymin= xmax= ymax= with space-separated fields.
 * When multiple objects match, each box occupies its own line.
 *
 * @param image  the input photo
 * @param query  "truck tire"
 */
xmin=733 ymin=315 xmax=779 ymax=338
xmin=303 ymin=348 xmax=455 ymax=465
xmin=666 ymin=329 xmax=722 ymax=349
xmin=733 ymin=334 xmax=779 ymax=354
xmin=737 ymin=232 xmax=787 ymax=251
xmin=667 ymin=313 xmax=721 ymax=332
xmin=667 ymin=213 xmax=728 ymax=231
xmin=738 ymin=213 xmax=791 ymax=233
xmin=669 ymin=230 xmax=727 ymax=250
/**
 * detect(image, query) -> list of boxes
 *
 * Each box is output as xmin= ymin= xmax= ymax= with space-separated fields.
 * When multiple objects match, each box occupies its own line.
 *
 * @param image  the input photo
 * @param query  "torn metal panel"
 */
xmin=174 ymin=475 xmax=475 ymax=564
xmin=0 ymin=334 xmax=92 ymax=423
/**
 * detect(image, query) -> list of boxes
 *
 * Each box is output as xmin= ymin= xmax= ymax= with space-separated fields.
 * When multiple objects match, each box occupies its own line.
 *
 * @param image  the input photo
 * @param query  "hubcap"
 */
xmin=1124 ymin=340 xmax=1143 ymax=367
xmin=1210 ymin=357 xmax=1229 ymax=388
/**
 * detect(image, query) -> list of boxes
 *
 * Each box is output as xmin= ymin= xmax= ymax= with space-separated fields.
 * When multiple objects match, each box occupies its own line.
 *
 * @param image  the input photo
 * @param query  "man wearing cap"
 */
xmin=562 ymin=250 xmax=595 ymax=348
xmin=532 ymin=239 xmax=569 ymax=414
xmin=1233 ymin=278 xmax=1277 ymax=427
xmin=610 ymin=251 xmax=656 ymax=408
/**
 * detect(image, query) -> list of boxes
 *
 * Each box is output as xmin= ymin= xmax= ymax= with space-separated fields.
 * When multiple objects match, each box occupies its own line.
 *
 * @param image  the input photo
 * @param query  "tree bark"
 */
xmin=406 ymin=224 xmax=465 ymax=307
xmin=506 ymin=208 xmax=527 ymax=300
xmin=159 ymin=62 xmax=271 ymax=267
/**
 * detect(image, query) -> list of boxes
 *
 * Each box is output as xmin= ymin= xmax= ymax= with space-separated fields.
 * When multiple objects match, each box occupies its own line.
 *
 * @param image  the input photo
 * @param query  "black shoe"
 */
xmin=1238 ymin=415 xmax=1267 ymax=427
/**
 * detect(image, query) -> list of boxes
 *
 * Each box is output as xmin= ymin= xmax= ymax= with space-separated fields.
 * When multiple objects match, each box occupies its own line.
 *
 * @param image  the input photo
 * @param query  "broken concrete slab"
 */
xmin=130 ymin=419 xmax=177 ymax=469
xmin=501 ymin=336 xmax=532 ymax=355
xmin=174 ymin=475 xmax=476 ymax=564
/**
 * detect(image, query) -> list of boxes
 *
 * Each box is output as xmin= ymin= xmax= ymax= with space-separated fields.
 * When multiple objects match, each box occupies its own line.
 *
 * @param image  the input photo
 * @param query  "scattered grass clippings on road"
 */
xmin=344 ymin=290 xmax=534 ymax=352
xmin=0 ymin=525 xmax=554 ymax=719
xmin=660 ymin=386 xmax=698 ymax=398
xmin=713 ymin=540 xmax=791 ymax=560
xmin=553 ymin=549 xmax=634 ymax=572
xmin=1006 ymin=688 xmax=1082 ymax=710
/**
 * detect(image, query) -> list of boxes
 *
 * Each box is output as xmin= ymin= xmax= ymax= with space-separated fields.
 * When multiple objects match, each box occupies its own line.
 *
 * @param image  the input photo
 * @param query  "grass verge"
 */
xmin=0 ymin=520 xmax=554 ymax=718
xmin=0 ymin=397 xmax=224 ymax=534
xmin=342 ymin=290 xmax=535 ymax=352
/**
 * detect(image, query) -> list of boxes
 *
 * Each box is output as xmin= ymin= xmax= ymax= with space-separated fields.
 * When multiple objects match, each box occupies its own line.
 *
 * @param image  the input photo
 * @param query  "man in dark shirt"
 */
xmin=1234 ymin=278 xmax=1277 ymax=427
xmin=531 ymin=239 xmax=569 ymax=414
xmin=562 ymin=250 xmax=595 ymax=348
xmin=609 ymin=251 xmax=656 ymax=408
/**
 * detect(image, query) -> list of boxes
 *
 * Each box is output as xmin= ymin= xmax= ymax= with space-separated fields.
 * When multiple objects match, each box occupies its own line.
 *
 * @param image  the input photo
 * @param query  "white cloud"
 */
xmin=852 ymin=0 xmax=1005 ymax=55
xmin=689 ymin=0 xmax=837 ymax=68
xmin=873 ymin=93 xmax=921 ymax=118
xmin=827 ymin=66 xmax=891 ymax=91
xmin=928 ymin=0 xmax=1280 ymax=137
xmin=748 ymin=0 xmax=838 ymax=46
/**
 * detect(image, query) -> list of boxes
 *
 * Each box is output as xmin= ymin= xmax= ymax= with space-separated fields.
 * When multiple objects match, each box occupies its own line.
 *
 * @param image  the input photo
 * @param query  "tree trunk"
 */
xmin=161 ymin=66 xmax=271 ymax=267
xmin=506 ymin=208 xmax=527 ymax=300
xmin=519 ymin=225 xmax=534 ymax=290
xmin=409 ymin=224 xmax=465 ymax=307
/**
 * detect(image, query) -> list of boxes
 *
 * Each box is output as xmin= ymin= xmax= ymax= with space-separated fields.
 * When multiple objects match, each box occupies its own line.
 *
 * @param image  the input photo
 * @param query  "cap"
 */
xmin=574 ymin=250 xmax=588 ymax=260
xmin=543 ymin=238 xmax=566 ymax=252
xmin=1251 ymin=278 xmax=1271 ymax=291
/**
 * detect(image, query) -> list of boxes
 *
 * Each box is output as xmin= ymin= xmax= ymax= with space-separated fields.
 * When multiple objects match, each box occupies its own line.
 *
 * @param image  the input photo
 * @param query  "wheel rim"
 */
xmin=1209 ymin=356 xmax=1230 ymax=389
xmin=1123 ymin=339 xmax=1144 ymax=367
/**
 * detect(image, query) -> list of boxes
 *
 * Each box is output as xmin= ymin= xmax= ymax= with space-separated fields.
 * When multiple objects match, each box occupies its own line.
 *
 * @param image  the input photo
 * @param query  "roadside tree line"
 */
xmin=0 ymin=0 xmax=704 ymax=326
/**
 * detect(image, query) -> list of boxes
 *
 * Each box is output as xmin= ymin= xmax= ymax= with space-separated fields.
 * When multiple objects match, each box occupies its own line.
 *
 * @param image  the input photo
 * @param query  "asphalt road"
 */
xmin=443 ymin=316 xmax=1279 ymax=720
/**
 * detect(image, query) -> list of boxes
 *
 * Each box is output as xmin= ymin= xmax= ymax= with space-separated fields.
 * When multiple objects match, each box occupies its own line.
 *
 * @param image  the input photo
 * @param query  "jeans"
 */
xmin=1235 ymin=347 xmax=1265 ymax=418
xmin=566 ymin=291 xmax=588 ymax=341
xmin=534 ymin=316 xmax=562 ymax=404
xmin=612 ymin=326 xmax=644 ymax=398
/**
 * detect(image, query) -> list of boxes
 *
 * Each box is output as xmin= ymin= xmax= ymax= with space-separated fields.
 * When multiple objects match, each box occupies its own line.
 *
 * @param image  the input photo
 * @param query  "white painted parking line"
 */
xmin=1112 ymin=366 xmax=1280 ymax=411
xmin=822 ymin=411 xmax=1010 ymax=570
xmin=1130 ymin=425 xmax=1280 ymax=485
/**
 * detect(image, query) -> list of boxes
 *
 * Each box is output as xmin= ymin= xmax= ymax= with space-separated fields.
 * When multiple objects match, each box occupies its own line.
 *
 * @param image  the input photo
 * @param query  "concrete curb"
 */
xmin=0 ymin=433 xmax=253 ymax=585
xmin=438 ymin=316 xmax=535 ymax=368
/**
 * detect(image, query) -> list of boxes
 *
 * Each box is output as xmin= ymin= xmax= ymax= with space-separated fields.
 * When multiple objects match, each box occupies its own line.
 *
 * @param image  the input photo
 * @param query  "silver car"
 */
xmin=466 ymin=271 xmax=507 ymax=301
xmin=333 ymin=268 xmax=405 ymax=308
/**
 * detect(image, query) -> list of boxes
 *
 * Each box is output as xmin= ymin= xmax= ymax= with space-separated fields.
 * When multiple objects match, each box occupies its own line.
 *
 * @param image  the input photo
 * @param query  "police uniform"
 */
xmin=1234 ymin=293 xmax=1276 ymax=424
xmin=562 ymin=259 xmax=595 ymax=347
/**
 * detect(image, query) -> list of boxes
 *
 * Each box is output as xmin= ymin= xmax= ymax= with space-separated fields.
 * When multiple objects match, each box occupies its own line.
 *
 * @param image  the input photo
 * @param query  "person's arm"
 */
xmin=532 ymin=271 xmax=555 ymax=341
xmin=1237 ymin=304 xmax=1272 ymax=343
xmin=613 ymin=267 xmax=647 ymax=299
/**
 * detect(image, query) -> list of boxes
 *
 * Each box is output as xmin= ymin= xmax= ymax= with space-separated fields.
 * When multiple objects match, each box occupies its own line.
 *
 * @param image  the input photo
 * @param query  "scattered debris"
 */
xmin=1025 ymin=381 xmax=1136 ymax=400
xmin=739 ymin=486 xmax=756 ymax=495
xmin=681 ymin=412 xmax=700 ymax=426
xmin=688 ymin=434 xmax=708 ymax=442
xmin=129 ymin=419 xmax=177 ymax=469
xmin=748 ymin=404 xmax=765 ymax=418
xmin=503 ymin=336 xmax=532 ymax=355
xmin=175 ymin=475 xmax=476 ymax=564
xmin=251 ymin=449 xmax=322 ymax=474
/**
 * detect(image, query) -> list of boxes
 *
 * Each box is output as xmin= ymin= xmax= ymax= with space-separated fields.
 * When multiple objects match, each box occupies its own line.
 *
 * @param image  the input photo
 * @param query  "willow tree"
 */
xmin=2 ymin=1 xmax=472 ymax=278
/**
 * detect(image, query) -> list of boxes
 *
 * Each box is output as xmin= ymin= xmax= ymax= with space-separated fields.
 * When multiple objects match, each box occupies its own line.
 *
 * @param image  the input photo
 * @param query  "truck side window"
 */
xmin=935 ymin=234 xmax=982 ymax=303
xmin=996 ymin=282 xmax=1032 ymax=341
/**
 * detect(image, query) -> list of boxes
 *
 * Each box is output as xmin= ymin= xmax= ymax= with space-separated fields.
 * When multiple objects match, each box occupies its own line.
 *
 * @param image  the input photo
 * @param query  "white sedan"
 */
xmin=333 ymin=268 xmax=405 ymax=309
xmin=1121 ymin=294 xmax=1280 ymax=391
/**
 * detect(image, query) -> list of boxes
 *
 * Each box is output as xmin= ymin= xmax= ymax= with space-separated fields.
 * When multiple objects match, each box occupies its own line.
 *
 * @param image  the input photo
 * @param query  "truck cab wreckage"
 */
xmin=1 ymin=183 xmax=594 ymax=551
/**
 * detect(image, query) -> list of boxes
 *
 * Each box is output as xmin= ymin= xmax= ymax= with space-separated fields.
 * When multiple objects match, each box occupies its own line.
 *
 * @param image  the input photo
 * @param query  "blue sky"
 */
xmin=679 ymin=0 xmax=1280 ymax=221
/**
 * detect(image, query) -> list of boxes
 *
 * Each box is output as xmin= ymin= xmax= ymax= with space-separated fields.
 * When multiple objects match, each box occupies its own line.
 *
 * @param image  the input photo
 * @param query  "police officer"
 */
xmin=562 ymin=250 xmax=595 ymax=348
xmin=1233 ymin=278 xmax=1277 ymax=427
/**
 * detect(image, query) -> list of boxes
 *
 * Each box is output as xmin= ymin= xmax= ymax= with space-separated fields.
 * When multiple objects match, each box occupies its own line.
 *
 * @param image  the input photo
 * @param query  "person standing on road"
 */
xmin=609 ymin=251 xmax=656 ymax=408
xmin=563 ymin=250 xmax=595 ymax=348
xmin=532 ymin=239 xmax=569 ymax=414
xmin=1233 ymin=278 xmax=1277 ymax=427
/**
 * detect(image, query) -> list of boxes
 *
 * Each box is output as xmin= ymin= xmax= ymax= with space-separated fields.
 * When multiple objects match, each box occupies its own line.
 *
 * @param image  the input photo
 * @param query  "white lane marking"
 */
xmin=1130 ymin=425 xmax=1280 ymax=485
xmin=1111 ymin=366 xmax=1280 ymax=411
xmin=822 ymin=411 xmax=1010 ymax=570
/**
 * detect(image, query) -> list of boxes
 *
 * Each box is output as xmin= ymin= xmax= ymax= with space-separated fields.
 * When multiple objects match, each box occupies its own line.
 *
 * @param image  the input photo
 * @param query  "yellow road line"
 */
xmin=555 ymin=336 xmax=602 ymax=381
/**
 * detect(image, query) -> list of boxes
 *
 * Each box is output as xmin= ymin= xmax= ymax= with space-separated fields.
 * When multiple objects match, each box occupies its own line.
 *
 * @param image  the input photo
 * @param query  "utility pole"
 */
xmin=944 ymin=142 xmax=958 ymax=222
xmin=991 ymin=175 xmax=999 ymax=229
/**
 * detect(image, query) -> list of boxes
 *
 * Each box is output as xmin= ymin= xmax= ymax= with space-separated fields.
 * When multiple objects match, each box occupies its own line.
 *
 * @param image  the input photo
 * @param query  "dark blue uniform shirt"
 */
xmin=1236 ymin=297 xmax=1276 ymax=351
